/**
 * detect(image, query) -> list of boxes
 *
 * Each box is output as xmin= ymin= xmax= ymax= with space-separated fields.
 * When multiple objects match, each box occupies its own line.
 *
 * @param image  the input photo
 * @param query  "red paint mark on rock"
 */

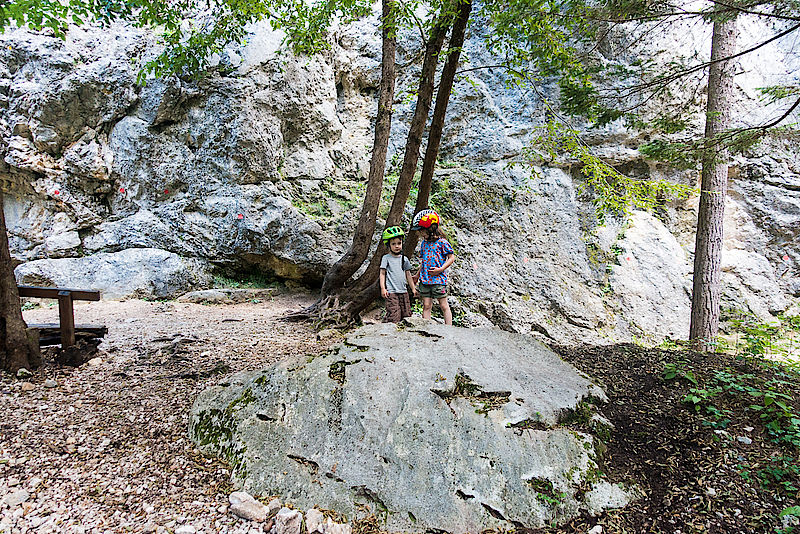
xmin=119 ymin=187 xmax=125 ymax=193
xmin=783 ymin=255 xmax=790 ymax=262
xmin=164 ymin=189 xmax=170 ymax=194
xmin=237 ymin=214 xmax=244 ymax=220
xmin=626 ymin=257 xmax=631 ymax=261
xmin=53 ymin=190 xmax=60 ymax=195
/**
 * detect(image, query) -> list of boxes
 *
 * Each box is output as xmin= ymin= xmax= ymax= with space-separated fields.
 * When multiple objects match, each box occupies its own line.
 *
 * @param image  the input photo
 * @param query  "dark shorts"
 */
xmin=419 ymin=283 xmax=447 ymax=299
xmin=384 ymin=292 xmax=412 ymax=323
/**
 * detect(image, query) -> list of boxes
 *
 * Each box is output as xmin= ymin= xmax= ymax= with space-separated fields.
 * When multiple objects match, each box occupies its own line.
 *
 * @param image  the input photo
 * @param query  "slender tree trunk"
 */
xmin=1 ymin=191 xmax=38 ymax=373
xmin=405 ymin=0 xmax=472 ymax=257
xmin=689 ymin=17 xmax=737 ymax=351
xmin=319 ymin=0 xmax=397 ymax=296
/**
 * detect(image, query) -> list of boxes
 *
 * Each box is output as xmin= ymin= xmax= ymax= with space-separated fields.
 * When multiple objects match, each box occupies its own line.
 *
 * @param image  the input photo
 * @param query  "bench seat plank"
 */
xmin=18 ymin=286 xmax=101 ymax=301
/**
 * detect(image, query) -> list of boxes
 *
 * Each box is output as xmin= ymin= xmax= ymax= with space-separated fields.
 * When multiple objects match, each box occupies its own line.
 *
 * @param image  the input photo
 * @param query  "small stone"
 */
xmin=16 ymin=368 xmax=32 ymax=379
xmin=66 ymin=437 xmax=77 ymax=445
xmin=229 ymin=491 xmax=267 ymax=522
xmin=274 ymin=508 xmax=302 ymax=534
xmin=43 ymin=379 xmax=57 ymax=389
xmin=588 ymin=526 xmax=603 ymax=534
xmin=2 ymin=490 xmax=30 ymax=507
xmin=266 ymin=498 xmax=281 ymax=518
xmin=175 ymin=526 xmax=196 ymax=534
xmin=705 ymin=487 xmax=717 ymax=497
xmin=743 ymin=426 xmax=754 ymax=432
xmin=26 ymin=477 xmax=43 ymax=491
xmin=325 ymin=518 xmax=352 ymax=534
xmin=217 ymin=505 xmax=228 ymax=514
xmin=142 ymin=522 xmax=157 ymax=533
xmin=87 ymin=357 xmax=102 ymax=366
xmin=736 ymin=436 xmax=752 ymax=445
xmin=305 ymin=508 xmax=324 ymax=534
xmin=20 ymin=382 xmax=34 ymax=392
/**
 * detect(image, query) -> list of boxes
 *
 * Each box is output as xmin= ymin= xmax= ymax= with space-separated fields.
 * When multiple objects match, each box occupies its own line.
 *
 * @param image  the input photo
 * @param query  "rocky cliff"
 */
xmin=3 ymin=14 xmax=798 ymax=343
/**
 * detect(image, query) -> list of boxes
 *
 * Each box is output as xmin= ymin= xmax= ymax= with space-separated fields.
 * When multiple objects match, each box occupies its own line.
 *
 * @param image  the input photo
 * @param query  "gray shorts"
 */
xmin=419 ymin=284 xmax=447 ymax=299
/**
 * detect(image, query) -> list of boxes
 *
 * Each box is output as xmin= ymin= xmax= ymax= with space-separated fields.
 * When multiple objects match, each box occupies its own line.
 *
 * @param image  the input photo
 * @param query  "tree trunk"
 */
xmin=405 ymin=0 xmax=472 ymax=257
xmin=319 ymin=0 xmax=397 ymax=296
xmin=346 ymin=1 xmax=472 ymax=316
xmin=348 ymin=16 xmax=450 ymax=293
xmin=1 ymin=190 xmax=38 ymax=373
xmin=689 ymin=16 xmax=737 ymax=352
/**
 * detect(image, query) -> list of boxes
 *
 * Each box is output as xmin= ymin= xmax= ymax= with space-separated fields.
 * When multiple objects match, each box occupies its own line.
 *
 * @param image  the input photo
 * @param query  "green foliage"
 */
xmin=517 ymin=120 xmax=696 ymax=222
xmin=661 ymin=361 xmax=697 ymax=385
xmin=726 ymin=311 xmax=800 ymax=362
xmin=758 ymin=85 xmax=800 ymax=105
xmin=2 ymin=0 xmax=373 ymax=82
xmin=638 ymin=138 xmax=699 ymax=169
xmin=213 ymin=271 xmax=277 ymax=289
xmin=663 ymin=313 xmax=800 ymax=511
xmin=481 ymin=0 xmax=619 ymax=124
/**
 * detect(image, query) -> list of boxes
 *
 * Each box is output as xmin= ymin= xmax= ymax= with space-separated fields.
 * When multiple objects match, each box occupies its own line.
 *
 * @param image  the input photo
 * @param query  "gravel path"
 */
xmin=1 ymin=292 xmax=337 ymax=534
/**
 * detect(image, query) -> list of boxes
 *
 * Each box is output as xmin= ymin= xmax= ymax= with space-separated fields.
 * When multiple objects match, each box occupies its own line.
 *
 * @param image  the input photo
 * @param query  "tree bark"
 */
xmin=1 ymin=190 xmax=38 ymax=373
xmin=405 ymin=0 xmax=472 ymax=257
xmin=689 ymin=16 xmax=737 ymax=352
xmin=319 ymin=0 xmax=397 ymax=296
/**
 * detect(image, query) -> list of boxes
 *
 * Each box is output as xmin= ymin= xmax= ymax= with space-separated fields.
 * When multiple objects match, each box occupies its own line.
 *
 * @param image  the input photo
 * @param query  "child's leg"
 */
xmin=384 ymin=293 xmax=401 ymax=323
xmin=438 ymin=296 xmax=452 ymax=326
xmin=422 ymin=297 xmax=433 ymax=320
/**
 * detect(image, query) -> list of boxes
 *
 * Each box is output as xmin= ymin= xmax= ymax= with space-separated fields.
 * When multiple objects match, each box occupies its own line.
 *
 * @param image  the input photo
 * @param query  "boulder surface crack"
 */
xmin=431 ymin=370 xmax=511 ymax=415
xmin=287 ymin=454 xmax=319 ymax=475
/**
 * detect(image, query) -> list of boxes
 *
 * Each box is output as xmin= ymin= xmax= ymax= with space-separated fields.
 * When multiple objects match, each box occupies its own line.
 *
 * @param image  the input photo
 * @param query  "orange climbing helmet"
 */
xmin=411 ymin=209 xmax=440 ymax=230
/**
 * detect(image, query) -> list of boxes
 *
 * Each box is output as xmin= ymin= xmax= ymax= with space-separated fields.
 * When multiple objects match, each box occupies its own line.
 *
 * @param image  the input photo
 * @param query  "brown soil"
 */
xmin=2 ymin=294 xmax=798 ymax=534
xmin=547 ymin=344 xmax=799 ymax=534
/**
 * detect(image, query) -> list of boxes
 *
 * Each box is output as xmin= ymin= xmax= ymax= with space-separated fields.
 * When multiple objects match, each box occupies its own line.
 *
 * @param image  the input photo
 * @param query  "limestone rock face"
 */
xmin=2 ymin=15 xmax=799 ymax=340
xmin=14 ymin=248 xmax=211 ymax=299
xmin=190 ymin=319 xmax=629 ymax=532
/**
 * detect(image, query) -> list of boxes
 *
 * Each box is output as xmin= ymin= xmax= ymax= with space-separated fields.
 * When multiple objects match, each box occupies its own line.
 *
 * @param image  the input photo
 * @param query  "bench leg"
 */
xmin=58 ymin=291 xmax=76 ymax=348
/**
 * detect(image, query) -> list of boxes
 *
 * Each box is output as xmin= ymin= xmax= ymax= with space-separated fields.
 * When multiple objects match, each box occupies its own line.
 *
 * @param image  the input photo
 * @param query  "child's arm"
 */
xmin=406 ymin=269 xmax=418 ymax=296
xmin=379 ymin=268 xmax=389 ymax=298
xmin=428 ymin=253 xmax=455 ymax=276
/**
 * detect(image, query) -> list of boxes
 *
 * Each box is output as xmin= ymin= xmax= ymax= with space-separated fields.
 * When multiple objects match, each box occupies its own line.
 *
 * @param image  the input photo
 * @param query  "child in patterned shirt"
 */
xmin=411 ymin=209 xmax=456 ymax=326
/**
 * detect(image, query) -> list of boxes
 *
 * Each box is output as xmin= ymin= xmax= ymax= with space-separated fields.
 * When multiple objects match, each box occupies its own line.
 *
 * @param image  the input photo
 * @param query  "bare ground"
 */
xmin=2 ymin=294 xmax=799 ymax=534
xmin=1 ymin=292 xmax=337 ymax=534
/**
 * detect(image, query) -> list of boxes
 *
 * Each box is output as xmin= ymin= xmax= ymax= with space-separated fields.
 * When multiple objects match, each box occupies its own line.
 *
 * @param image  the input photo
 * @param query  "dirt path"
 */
xmin=1 ymin=292 xmax=337 ymax=534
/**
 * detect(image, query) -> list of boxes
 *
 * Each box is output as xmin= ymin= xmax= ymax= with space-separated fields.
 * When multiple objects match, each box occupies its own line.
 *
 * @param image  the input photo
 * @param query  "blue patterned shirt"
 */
xmin=419 ymin=238 xmax=454 ymax=285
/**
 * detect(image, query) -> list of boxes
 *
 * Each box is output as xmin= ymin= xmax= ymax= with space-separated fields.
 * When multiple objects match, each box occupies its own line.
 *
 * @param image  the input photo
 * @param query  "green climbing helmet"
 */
xmin=381 ymin=226 xmax=405 ymax=244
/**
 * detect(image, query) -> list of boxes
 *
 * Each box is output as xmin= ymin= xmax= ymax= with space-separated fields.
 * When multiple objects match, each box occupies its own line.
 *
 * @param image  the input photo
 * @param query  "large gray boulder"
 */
xmin=190 ymin=319 xmax=631 ymax=532
xmin=14 ymin=247 xmax=211 ymax=298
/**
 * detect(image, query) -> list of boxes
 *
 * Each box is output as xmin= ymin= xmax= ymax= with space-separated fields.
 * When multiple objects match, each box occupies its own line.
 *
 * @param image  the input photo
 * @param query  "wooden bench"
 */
xmin=18 ymin=286 xmax=102 ymax=348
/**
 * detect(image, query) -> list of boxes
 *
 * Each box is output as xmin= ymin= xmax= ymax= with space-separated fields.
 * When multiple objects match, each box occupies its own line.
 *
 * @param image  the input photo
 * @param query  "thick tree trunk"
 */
xmin=1 ymin=191 xmax=38 ymax=373
xmin=405 ymin=0 xmax=472 ymax=257
xmin=689 ymin=17 xmax=737 ymax=352
xmin=319 ymin=0 xmax=397 ymax=296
